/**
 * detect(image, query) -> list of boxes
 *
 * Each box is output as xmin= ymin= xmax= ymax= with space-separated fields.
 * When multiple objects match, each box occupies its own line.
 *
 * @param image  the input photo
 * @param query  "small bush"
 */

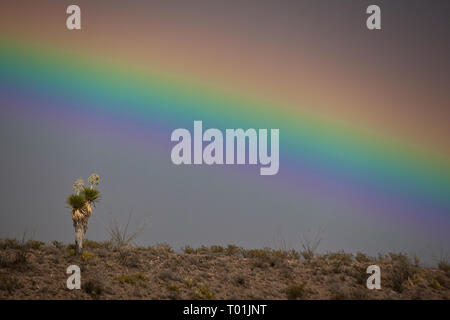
xmin=0 ymin=249 xmax=28 ymax=270
xmin=225 ymin=244 xmax=241 ymax=256
xmin=194 ymin=285 xmax=214 ymax=300
xmin=52 ymin=240 xmax=64 ymax=249
xmin=326 ymin=251 xmax=353 ymax=265
xmin=159 ymin=269 xmax=178 ymax=282
xmin=244 ymin=248 xmax=286 ymax=269
xmin=184 ymin=277 xmax=196 ymax=288
xmin=430 ymin=278 xmax=441 ymax=290
xmin=300 ymin=250 xmax=315 ymax=261
xmin=390 ymin=253 xmax=411 ymax=293
xmin=26 ymin=240 xmax=45 ymax=250
xmin=118 ymin=273 xmax=147 ymax=285
xmin=0 ymin=239 xmax=21 ymax=250
xmin=81 ymin=250 xmax=97 ymax=262
xmin=83 ymin=278 xmax=104 ymax=299
xmin=329 ymin=283 xmax=347 ymax=300
xmin=285 ymin=283 xmax=308 ymax=300
xmin=233 ymin=275 xmax=247 ymax=287
xmin=156 ymin=243 xmax=173 ymax=253
xmin=210 ymin=245 xmax=224 ymax=253
xmin=84 ymin=240 xmax=103 ymax=249
xmin=0 ymin=272 xmax=20 ymax=293
xmin=183 ymin=245 xmax=195 ymax=254
xmin=355 ymin=252 xmax=371 ymax=263
xmin=352 ymin=266 xmax=368 ymax=286
xmin=167 ymin=283 xmax=179 ymax=292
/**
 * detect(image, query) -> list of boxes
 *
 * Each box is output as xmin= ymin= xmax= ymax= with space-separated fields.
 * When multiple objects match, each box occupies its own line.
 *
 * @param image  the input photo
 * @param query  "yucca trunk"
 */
xmin=72 ymin=204 xmax=91 ymax=255
xmin=74 ymin=222 xmax=85 ymax=255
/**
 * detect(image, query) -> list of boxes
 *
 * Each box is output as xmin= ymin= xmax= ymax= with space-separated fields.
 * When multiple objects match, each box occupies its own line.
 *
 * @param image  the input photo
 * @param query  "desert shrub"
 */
xmin=287 ymin=250 xmax=300 ymax=260
xmin=233 ymin=275 xmax=247 ymax=287
xmin=194 ymin=285 xmax=214 ymax=299
xmin=156 ymin=243 xmax=173 ymax=254
xmin=0 ymin=239 xmax=21 ymax=250
xmin=183 ymin=245 xmax=195 ymax=254
xmin=81 ymin=187 xmax=100 ymax=204
xmin=116 ymin=247 xmax=140 ymax=267
xmin=167 ymin=285 xmax=181 ymax=299
xmin=0 ymin=272 xmax=20 ymax=293
xmin=328 ymin=283 xmax=347 ymax=300
xmin=352 ymin=266 xmax=368 ymax=286
xmin=280 ymin=266 xmax=294 ymax=280
xmin=0 ymin=249 xmax=28 ymax=270
xmin=330 ymin=260 xmax=345 ymax=274
xmin=80 ymin=250 xmax=97 ymax=262
xmin=83 ymin=278 xmax=104 ymax=299
xmin=244 ymin=248 xmax=286 ymax=269
xmin=167 ymin=283 xmax=179 ymax=292
xmin=26 ymin=240 xmax=45 ymax=250
xmin=210 ymin=245 xmax=224 ymax=253
xmin=430 ymin=278 xmax=441 ymax=290
xmin=225 ymin=244 xmax=242 ymax=256
xmin=300 ymin=250 xmax=315 ymax=261
xmin=355 ymin=252 xmax=371 ymax=263
xmin=183 ymin=246 xmax=211 ymax=254
xmin=159 ymin=269 xmax=178 ymax=282
xmin=325 ymin=251 xmax=353 ymax=265
xmin=118 ymin=273 xmax=147 ymax=285
xmin=184 ymin=277 xmax=196 ymax=288
xmin=106 ymin=212 xmax=147 ymax=247
xmin=299 ymin=228 xmax=323 ymax=261
xmin=84 ymin=240 xmax=102 ymax=249
xmin=389 ymin=253 xmax=411 ymax=292
xmin=285 ymin=283 xmax=308 ymax=300
xmin=51 ymin=240 xmax=64 ymax=249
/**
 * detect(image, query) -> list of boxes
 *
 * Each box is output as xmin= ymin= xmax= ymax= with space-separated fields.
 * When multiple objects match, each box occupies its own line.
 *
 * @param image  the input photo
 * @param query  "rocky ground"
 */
xmin=0 ymin=239 xmax=449 ymax=300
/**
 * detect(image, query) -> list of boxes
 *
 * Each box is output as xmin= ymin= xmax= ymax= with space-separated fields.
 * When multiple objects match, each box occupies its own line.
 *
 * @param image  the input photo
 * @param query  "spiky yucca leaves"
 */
xmin=82 ymin=187 xmax=100 ymax=204
xmin=66 ymin=194 xmax=87 ymax=210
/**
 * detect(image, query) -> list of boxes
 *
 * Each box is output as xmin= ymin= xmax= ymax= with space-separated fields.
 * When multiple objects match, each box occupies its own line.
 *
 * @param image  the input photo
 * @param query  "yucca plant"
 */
xmin=67 ymin=174 xmax=101 ymax=255
xmin=66 ymin=194 xmax=86 ymax=210
xmin=81 ymin=187 xmax=100 ymax=204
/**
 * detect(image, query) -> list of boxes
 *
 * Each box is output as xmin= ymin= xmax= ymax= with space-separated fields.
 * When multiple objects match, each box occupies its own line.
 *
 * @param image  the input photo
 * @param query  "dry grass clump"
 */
xmin=193 ymin=285 xmax=215 ymax=299
xmin=285 ymin=282 xmax=308 ymax=300
xmin=117 ymin=273 xmax=147 ymax=285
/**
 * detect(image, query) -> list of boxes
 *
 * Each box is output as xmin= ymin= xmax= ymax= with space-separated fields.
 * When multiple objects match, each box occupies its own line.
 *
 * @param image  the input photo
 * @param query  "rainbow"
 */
xmin=1 ymin=35 xmax=449 ymax=231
